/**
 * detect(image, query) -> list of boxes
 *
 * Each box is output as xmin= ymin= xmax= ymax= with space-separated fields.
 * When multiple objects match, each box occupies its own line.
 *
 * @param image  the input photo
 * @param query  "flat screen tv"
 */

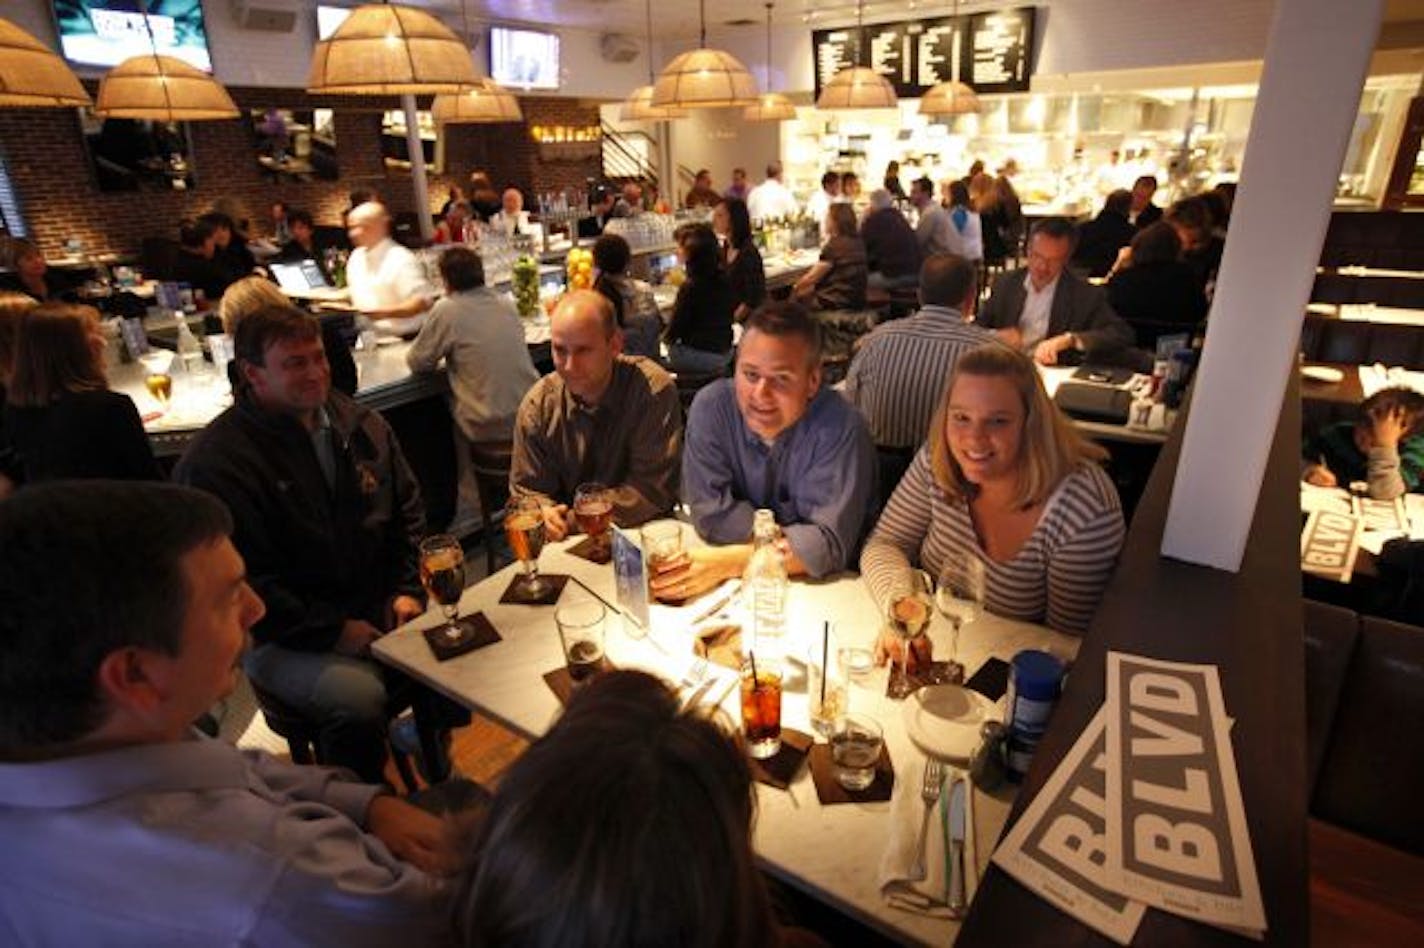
xmin=490 ymin=26 xmax=559 ymax=90
xmin=53 ymin=0 xmax=213 ymax=72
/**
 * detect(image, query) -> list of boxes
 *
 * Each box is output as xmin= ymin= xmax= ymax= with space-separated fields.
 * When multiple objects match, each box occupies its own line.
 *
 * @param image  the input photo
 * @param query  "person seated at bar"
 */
xmin=433 ymin=201 xmax=471 ymax=245
xmin=1105 ymin=221 xmax=1208 ymax=349
xmin=974 ymin=217 xmax=1135 ymax=366
xmin=663 ymin=302 xmax=876 ymax=600
xmin=793 ymin=203 xmax=868 ymax=312
xmin=747 ymin=161 xmax=799 ymax=223
xmin=0 ymin=239 xmax=73 ymax=303
xmin=407 ymin=247 xmax=539 ymax=448
xmin=276 ymin=209 xmax=322 ymax=266
xmin=0 ymin=481 xmax=454 ymax=945
xmin=510 ymin=290 xmax=681 ymax=541
xmin=467 ymin=172 xmax=502 ymax=221
xmin=450 ymin=670 xmax=802 ymax=948
xmin=489 ymin=189 xmax=532 ymax=237
xmin=345 ymin=202 xmax=436 ymax=336
xmin=911 ymin=176 xmax=954 ymax=258
xmin=841 ymin=171 xmax=863 ymax=206
xmin=1303 ymin=387 xmax=1424 ymax=500
xmin=845 ymin=254 xmax=995 ymax=498
xmin=220 ymin=276 xmax=357 ymax=396
xmin=806 ymin=171 xmax=842 ymax=241
xmin=863 ymin=344 xmax=1125 ymax=662
xmin=724 ymin=166 xmax=750 ymax=202
xmin=713 ymin=198 xmax=765 ymax=322
xmin=438 ymin=185 xmax=465 ymax=219
xmin=943 ymin=180 xmax=984 ymax=264
xmin=174 ymin=305 xmax=445 ymax=785
xmin=269 ymin=200 xmax=291 ymax=243
xmin=615 ymin=182 xmax=645 ymax=218
xmin=5 ymin=303 xmax=159 ymax=485
xmin=173 ymin=217 xmax=237 ymax=302
xmin=1129 ymin=174 xmax=1162 ymax=229
xmin=200 ymin=210 xmax=258 ymax=285
xmin=591 ymin=233 xmax=662 ymax=361
xmin=884 ymin=160 xmax=907 ymax=201
xmin=684 ymin=168 xmax=722 ymax=209
xmin=578 ymin=186 xmax=619 ymax=239
xmin=1072 ymin=189 xmax=1136 ymax=278
xmin=971 ymin=171 xmax=1013 ymax=268
xmin=666 ymin=223 xmax=736 ymax=375
xmin=1165 ymin=195 xmax=1223 ymax=298
xmin=861 ymin=189 xmax=921 ymax=291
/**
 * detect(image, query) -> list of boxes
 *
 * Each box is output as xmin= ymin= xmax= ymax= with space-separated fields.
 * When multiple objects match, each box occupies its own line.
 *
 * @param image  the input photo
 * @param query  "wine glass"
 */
xmin=419 ymin=534 xmax=468 ymax=644
xmin=573 ymin=482 xmax=613 ymax=557
xmin=140 ymin=351 xmax=174 ymax=411
xmin=936 ymin=556 xmax=986 ymax=684
xmin=505 ymin=496 xmax=548 ymax=596
xmin=885 ymin=569 xmax=933 ymax=700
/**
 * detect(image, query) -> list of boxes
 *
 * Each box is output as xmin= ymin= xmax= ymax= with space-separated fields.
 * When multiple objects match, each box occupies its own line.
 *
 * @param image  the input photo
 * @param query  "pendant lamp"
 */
xmin=95 ymin=2 xmax=236 ymax=121
xmin=920 ymin=0 xmax=981 ymax=117
xmin=430 ymin=1 xmax=522 ymax=123
xmin=308 ymin=3 xmax=477 ymax=95
xmin=744 ymin=4 xmax=795 ymax=122
xmin=0 ymin=17 xmax=90 ymax=108
xmin=815 ymin=2 xmax=897 ymax=111
xmin=621 ymin=0 xmax=687 ymax=121
xmin=651 ymin=0 xmax=758 ymax=109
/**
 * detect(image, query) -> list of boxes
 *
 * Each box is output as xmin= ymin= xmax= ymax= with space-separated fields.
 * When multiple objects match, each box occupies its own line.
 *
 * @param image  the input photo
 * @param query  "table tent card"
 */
xmin=1299 ymin=509 xmax=1361 ymax=583
xmin=610 ymin=526 xmax=650 ymax=629
xmin=1351 ymin=494 xmax=1409 ymax=534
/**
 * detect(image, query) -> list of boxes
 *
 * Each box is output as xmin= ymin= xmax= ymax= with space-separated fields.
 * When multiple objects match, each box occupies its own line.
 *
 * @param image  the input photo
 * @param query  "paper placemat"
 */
xmin=809 ymin=742 xmax=895 ymax=804
xmin=421 ymin=613 xmax=501 ymax=661
xmin=499 ymin=573 xmax=569 ymax=605
xmin=749 ymin=728 xmax=813 ymax=789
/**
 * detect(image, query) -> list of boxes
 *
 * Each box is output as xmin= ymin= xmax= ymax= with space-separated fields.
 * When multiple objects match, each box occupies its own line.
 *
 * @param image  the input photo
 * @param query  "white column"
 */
xmin=1161 ymin=0 xmax=1384 ymax=571
xmin=401 ymin=93 xmax=434 ymax=242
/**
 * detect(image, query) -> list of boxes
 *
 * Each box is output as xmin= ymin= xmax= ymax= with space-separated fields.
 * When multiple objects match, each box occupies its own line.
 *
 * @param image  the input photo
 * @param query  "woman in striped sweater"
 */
xmin=863 ymin=344 xmax=1125 ymax=668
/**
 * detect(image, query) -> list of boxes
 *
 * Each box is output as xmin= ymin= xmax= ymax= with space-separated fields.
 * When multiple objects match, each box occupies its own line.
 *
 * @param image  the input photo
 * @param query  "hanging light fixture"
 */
xmin=744 ymin=3 xmax=795 ymax=122
xmin=621 ymin=0 xmax=687 ymax=121
xmin=431 ymin=1 xmax=522 ymax=123
xmin=919 ymin=0 xmax=980 ymax=117
xmin=815 ymin=1 xmax=897 ymax=110
xmin=651 ymin=0 xmax=758 ymax=109
xmin=308 ymin=3 xmax=477 ymax=95
xmin=95 ymin=1 xmax=236 ymax=121
xmin=0 ymin=17 xmax=90 ymax=108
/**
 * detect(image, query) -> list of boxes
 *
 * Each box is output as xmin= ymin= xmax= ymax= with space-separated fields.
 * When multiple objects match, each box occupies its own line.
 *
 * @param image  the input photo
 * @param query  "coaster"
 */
xmin=543 ymin=660 xmax=615 ymax=705
xmin=808 ymin=742 xmax=895 ymax=804
xmin=748 ymin=728 xmax=813 ymax=790
xmin=566 ymin=535 xmax=612 ymax=565
xmin=499 ymin=573 xmax=569 ymax=605
xmin=421 ymin=613 xmax=502 ymax=661
xmin=885 ymin=661 xmax=963 ymax=698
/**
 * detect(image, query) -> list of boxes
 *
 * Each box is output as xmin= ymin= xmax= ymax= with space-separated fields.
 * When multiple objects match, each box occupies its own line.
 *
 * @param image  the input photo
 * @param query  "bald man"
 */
xmin=509 ymin=290 xmax=681 ymax=539
xmin=345 ymin=202 xmax=436 ymax=335
xmin=489 ymin=188 xmax=532 ymax=238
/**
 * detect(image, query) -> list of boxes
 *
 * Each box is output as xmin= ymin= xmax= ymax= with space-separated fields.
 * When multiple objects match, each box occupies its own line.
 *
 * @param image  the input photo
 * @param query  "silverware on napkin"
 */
xmin=947 ymin=774 xmax=968 ymax=916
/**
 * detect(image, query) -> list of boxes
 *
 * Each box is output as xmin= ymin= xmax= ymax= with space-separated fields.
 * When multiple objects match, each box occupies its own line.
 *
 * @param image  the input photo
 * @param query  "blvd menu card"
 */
xmin=1299 ymin=509 xmax=1360 ymax=583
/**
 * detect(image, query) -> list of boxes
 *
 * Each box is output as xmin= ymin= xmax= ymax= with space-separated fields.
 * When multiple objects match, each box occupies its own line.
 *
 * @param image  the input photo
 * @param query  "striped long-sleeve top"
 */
xmin=860 ymin=448 xmax=1125 ymax=634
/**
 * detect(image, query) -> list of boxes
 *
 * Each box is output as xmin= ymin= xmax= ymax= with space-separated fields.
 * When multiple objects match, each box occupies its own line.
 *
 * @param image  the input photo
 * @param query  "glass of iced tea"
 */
xmin=419 ymin=534 xmax=467 ymax=644
xmin=739 ymin=655 xmax=783 ymax=759
xmin=573 ymin=482 xmax=613 ymax=557
xmin=555 ymin=596 xmax=606 ymax=685
xmin=505 ymin=496 xmax=548 ymax=596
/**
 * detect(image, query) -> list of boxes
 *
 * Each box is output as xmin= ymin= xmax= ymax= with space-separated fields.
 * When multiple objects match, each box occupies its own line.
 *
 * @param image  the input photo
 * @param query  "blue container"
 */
xmin=1005 ymin=650 xmax=1065 ymax=779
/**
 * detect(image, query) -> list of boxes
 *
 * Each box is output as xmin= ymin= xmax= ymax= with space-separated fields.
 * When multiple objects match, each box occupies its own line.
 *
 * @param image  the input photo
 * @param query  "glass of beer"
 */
xmin=641 ymin=520 xmax=683 ymax=603
xmin=739 ymin=654 xmax=783 ymax=759
xmin=505 ymin=496 xmax=548 ymax=596
xmin=140 ymin=351 xmax=173 ymax=410
xmin=419 ymin=534 xmax=467 ymax=644
xmin=555 ymin=596 xmax=606 ymax=685
xmin=573 ymin=482 xmax=613 ymax=557
xmin=886 ymin=569 xmax=933 ymax=700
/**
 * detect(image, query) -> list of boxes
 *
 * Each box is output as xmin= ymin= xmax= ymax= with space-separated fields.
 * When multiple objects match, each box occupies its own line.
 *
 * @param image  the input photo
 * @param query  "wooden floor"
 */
xmin=388 ymin=712 xmax=529 ymax=792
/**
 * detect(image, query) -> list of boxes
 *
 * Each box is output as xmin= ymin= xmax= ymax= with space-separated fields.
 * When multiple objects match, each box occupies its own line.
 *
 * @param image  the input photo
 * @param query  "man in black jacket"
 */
xmin=175 ymin=304 xmax=448 ymax=783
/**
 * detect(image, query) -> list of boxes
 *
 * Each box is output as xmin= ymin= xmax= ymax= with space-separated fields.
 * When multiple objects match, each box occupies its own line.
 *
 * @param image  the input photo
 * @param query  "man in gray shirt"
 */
xmin=912 ymin=176 xmax=954 ymax=257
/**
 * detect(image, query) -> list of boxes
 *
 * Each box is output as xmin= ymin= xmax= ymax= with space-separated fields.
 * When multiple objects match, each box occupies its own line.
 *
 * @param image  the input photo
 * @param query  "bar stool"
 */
xmin=468 ymin=440 xmax=515 ymax=575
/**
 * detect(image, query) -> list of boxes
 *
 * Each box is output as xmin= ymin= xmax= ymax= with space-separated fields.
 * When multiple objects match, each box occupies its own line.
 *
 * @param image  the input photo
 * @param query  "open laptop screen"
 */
xmin=270 ymin=259 xmax=330 ymax=291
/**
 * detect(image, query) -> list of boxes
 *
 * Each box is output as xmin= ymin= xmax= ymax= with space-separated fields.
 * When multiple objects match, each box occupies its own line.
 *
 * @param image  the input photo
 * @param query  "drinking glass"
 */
xmin=140 ymin=351 xmax=174 ymax=410
xmin=885 ymin=569 xmax=934 ymax=700
xmin=739 ymin=655 xmax=783 ymax=759
xmin=555 ymin=595 xmax=607 ymax=684
xmin=573 ymin=482 xmax=613 ymax=557
xmin=641 ymin=520 xmax=683 ymax=602
xmin=419 ymin=534 xmax=467 ymax=644
xmin=807 ymin=638 xmax=848 ymax=738
xmin=936 ymin=557 xmax=986 ymax=685
xmin=831 ymin=714 xmax=884 ymax=791
xmin=505 ymin=496 xmax=548 ymax=596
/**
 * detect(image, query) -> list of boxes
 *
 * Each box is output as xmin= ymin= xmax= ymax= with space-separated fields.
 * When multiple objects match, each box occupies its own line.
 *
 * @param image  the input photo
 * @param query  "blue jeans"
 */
xmin=667 ymin=343 xmax=731 ymax=375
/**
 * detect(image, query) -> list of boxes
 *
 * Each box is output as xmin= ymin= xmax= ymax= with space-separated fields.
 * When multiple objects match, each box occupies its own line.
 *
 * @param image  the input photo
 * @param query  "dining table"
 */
xmin=372 ymin=535 xmax=1081 ymax=946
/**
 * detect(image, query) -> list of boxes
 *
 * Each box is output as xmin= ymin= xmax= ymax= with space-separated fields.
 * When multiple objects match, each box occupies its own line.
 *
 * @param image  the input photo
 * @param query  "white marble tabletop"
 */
xmin=373 ymin=538 xmax=1080 ymax=946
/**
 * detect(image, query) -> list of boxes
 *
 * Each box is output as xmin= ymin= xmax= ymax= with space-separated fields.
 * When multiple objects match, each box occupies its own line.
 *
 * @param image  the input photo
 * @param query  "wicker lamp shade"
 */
xmin=651 ymin=48 xmax=758 ymax=109
xmin=816 ymin=67 xmax=897 ymax=110
xmin=308 ymin=4 xmax=477 ymax=95
xmin=920 ymin=80 xmax=981 ymax=116
xmin=619 ymin=85 xmax=688 ymax=122
xmin=95 ymin=54 xmax=237 ymax=121
xmin=0 ymin=17 xmax=90 ymax=108
xmin=743 ymin=92 xmax=796 ymax=122
xmin=432 ymin=79 xmax=522 ymax=124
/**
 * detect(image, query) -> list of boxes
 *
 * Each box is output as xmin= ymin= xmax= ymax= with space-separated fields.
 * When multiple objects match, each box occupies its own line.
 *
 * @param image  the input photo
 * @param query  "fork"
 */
xmin=911 ymin=759 xmax=944 ymax=880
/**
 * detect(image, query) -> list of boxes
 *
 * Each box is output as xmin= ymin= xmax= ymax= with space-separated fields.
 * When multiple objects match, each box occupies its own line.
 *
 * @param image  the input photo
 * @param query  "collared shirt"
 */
xmin=0 ymin=737 xmax=444 ymax=946
xmin=915 ymin=203 xmax=955 ymax=256
xmin=510 ymin=356 xmax=681 ymax=526
xmin=844 ymin=306 xmax=996 ymax=449
xmin=346 ymin=237 xmax=434 ymax=331
xmin=682 ymin=380 xmax=877 ymax=578
xmin=1019 ymin=272 xmax=1060 ymax=348
xmin=747 ymin=178 xmax=800 ymax=222
xmin=310 ymin=405 xmax=336 ymax=489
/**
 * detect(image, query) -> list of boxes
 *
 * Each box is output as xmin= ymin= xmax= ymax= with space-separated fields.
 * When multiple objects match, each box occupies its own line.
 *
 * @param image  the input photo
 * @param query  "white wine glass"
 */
xmin=936 ymin=556 xmax=986 ymax=684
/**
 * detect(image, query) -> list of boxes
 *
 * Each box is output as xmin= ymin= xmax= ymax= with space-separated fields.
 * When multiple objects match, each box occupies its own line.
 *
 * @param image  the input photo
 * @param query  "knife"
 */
xmin=689 ymin=580 xmax=742 ymax=626
xmin=947 ymin=774 xmax=967 ymax=916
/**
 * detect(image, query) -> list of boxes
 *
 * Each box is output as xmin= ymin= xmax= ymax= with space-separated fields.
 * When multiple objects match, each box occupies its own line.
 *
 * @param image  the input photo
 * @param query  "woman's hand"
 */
xmin=874 ymin=621 xmax=934 ymax=671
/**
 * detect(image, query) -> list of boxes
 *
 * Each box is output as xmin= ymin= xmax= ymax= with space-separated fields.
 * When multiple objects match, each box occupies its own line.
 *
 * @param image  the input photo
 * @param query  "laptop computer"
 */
xmin=269 ymin=258 xmax=331 ymax=292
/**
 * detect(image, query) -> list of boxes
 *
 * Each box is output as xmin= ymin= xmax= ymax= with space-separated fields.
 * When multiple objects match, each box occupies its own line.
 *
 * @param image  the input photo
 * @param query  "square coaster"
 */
xmin=748 ymin=728 xmax=813 ymax=790
xmin=542 ymin=660 xmax=615 ymax=705
xmin=499 ymin=573 xmax=569 ymax=605
xmin=421 ymin=613 xmax=502 ymax=662
xmin=566 ymin=535 xmax=612 ymax=565
xmin=885 ymin=660 xmax=963 ymax=698
xmin=808 ymin=742 xmax=895 ymax=804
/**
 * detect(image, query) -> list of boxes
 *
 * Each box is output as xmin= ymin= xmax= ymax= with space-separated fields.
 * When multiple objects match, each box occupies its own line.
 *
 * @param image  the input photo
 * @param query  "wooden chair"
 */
xmin=468 ymin=440 xmax=515 ymax=575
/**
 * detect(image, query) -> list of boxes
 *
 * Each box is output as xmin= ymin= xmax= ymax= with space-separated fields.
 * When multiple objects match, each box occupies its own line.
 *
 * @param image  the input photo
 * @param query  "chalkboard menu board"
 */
xmin=811 ymin=6 xmax=1035 ymax=100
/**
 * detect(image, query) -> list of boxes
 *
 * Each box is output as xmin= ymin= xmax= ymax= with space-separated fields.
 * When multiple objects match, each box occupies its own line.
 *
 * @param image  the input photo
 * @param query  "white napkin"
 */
xmin=879 ymin=757 xmax=955 ymax=917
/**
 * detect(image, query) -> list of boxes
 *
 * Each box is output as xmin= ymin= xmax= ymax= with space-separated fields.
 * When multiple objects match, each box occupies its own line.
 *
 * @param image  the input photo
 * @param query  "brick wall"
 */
xmin=0 ymin=86 xmax=603 ymax=260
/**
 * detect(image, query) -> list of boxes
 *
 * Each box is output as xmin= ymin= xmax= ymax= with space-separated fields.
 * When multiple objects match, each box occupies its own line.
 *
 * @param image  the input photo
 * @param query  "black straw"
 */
xmin=749 ymin=650 xmax=759 ymax=692
xmin=820 ymin=620 xmax=829 ymax=705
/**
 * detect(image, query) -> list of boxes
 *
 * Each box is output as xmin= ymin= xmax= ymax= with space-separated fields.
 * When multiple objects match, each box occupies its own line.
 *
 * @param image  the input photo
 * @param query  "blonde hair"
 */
xmin=0 ymin=291 xmax=40 ymax=384
xmin=8 ymin=304 xmax=107 ymax=406
xmin=219 ymin=276 xmax=288 ymax=334
xmin=929 ymin=344 xmax=1107 ymax=509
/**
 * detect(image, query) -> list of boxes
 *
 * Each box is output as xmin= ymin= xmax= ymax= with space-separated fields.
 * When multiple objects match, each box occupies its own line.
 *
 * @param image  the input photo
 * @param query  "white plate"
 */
xmin=1301 ymin=365 xmax=1345 ymax=383
xmin=902 ymin=684 xmax=1001 ymax=764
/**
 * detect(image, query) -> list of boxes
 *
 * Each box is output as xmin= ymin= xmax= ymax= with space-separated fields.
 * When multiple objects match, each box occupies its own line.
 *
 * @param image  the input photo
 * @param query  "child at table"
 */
xmin=1303 ymin=387 xmax=1424 ymax=500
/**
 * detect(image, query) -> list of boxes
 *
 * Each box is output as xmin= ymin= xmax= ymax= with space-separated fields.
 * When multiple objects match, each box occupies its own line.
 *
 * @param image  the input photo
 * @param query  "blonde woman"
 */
xmin=863 ymin=344 xmax=1124 ymax=665
xmin=217 ymin=276 xmax=357 ymax=394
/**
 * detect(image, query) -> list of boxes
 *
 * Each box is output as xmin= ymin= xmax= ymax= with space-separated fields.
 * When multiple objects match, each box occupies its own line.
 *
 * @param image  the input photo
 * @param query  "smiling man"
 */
xmin=662 ymin=302 xmax=876 ymax=601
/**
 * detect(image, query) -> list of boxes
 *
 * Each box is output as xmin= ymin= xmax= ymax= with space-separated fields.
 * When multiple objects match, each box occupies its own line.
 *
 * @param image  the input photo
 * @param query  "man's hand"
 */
xmin=649 ymin=546 xmax=749 ymax=602
xmin=1034 ymin=333 xmax=1074 ymax=366
xmin=992 ymin=327 xmax=1023 ymax=350
xmin=1370 ymin=405 xmax=1409 ymax=450
xmin=334 ymin=619 xmax=382 ymax=656
xmin=387 ymin=594 xmax=424 ymax=630
xmin=365 ymin=795 xmax=458 ymax=876
xmin=1304 ymin=463 xmax=1338 ymax=488
xmin=542 ymin=503 xmax=570 ymax=542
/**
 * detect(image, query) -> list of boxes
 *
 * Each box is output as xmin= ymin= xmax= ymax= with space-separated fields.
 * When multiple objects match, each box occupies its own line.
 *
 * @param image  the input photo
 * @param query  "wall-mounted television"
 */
xmin=78 ymin=108 xmax=197 ymax=192
xmin=53 ymin=0 xmax=213 ymax=72
xmin=490 ymin=26 xmax=559 ymax=90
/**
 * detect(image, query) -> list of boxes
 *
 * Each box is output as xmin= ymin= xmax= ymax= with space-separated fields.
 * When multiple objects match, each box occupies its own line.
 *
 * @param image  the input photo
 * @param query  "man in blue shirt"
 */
xmin=653 ymin=302 xmax=877 ymax=601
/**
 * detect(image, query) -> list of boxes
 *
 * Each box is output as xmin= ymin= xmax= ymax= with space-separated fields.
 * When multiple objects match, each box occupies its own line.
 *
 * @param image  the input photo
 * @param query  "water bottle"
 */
xmin=174 ymin=313 xmax=204 ymax=374
xmin=744 ymin=509 xmax=788 ymax=661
